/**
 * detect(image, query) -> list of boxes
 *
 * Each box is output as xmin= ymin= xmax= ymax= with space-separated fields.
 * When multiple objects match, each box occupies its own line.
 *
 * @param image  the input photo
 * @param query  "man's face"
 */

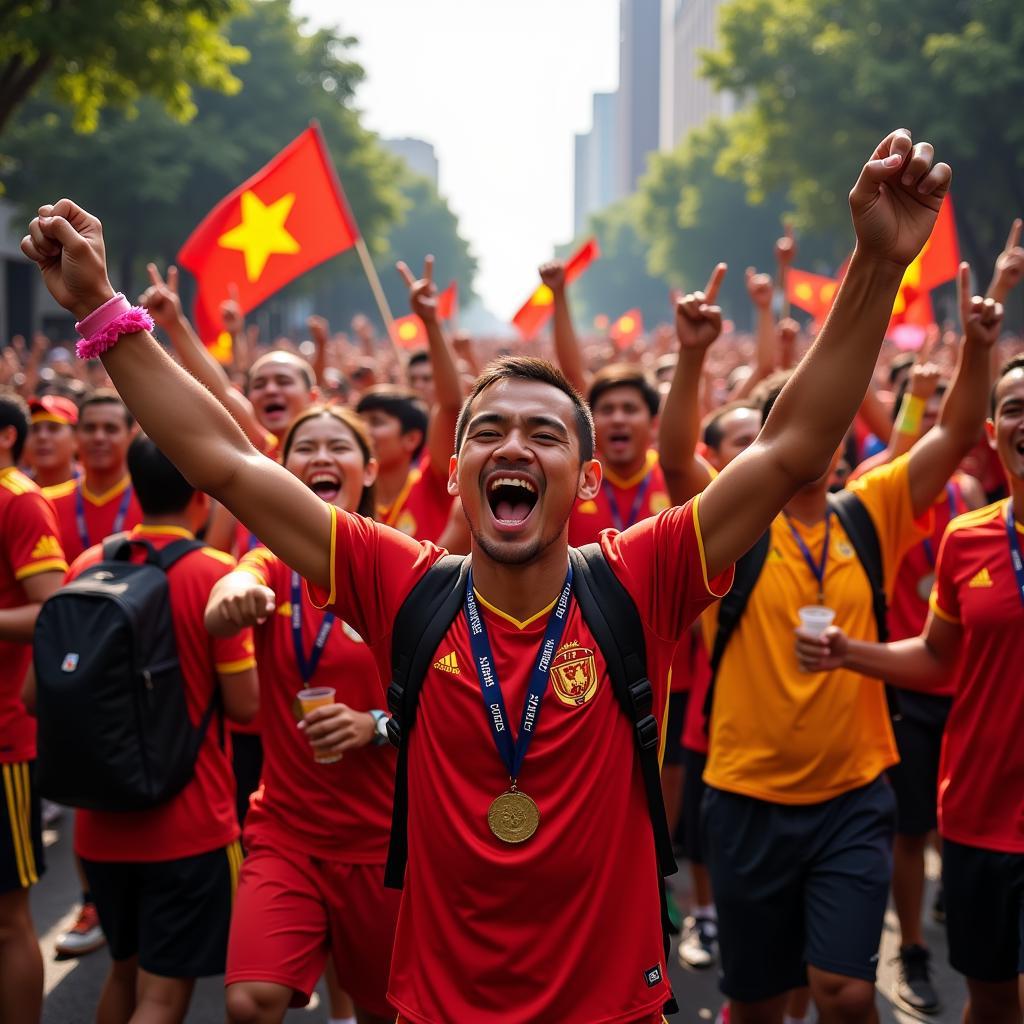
xmin=451 ymin=378 xmax=599 ymax=565
xmin=77 ymin=404 xmax=131 ymax=475
xmin=360 ymin=408 xmax=419 ymax=472
xmin=989 ymin=368 xmax=1024 ymax=481
xmin=26 ymin=419 xmax=76 ymax=473
xmin=708 ymin=407 xmax=761 ymax=471
xmin=248 ymin=358 xmax=314 ymax=434
xmin=407 ymin=361 xmax=435 ymax=405
xmin=591 ymin=385 xmax=653 ymax=473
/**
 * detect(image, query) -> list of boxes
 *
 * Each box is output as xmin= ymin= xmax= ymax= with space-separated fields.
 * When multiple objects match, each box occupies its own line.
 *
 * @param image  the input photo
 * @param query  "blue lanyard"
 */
xmin=76 ymin=483 xmax=132 ymax=551
xmin=783 ymin=511 xmax=831 ymax=604
xmin=602 ymin=472 xmax=652 ymax=532
xmin=246 ymin=532 xmax=261 ymax=552
xmin=1006 ymin=504 xmax=1024 ymax=612
xmin=465 ymin=565 xmax=573 ymax=784
xmin=290 ymin=571 xmax=336 ymax=682
xmin=922 ymin=483 xmax=959 ymax=569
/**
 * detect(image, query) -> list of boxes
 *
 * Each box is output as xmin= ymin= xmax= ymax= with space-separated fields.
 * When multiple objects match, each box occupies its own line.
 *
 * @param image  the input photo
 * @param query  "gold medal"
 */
xmin=917 ymin=572 xmax=936 ymax=602
xmin=488 ymin=790 xmax=540 ymax=844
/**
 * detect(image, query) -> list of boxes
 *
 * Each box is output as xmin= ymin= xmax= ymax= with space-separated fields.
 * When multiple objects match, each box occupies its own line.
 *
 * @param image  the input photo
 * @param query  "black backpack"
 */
xmin=703 ymin=488 xmax=900 ymax=725
xmin=34 ymin=534 xmax=220 ymax=811
xmin=384 ymin=545 xmax=680 ymax=1016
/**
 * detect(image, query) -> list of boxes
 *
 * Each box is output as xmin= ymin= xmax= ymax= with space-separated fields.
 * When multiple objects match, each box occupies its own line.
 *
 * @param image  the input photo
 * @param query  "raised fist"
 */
xmin=538 ymin=260 xmax=566 ymax=292
xmin=745 ymin=267 xmax=773 ymax=310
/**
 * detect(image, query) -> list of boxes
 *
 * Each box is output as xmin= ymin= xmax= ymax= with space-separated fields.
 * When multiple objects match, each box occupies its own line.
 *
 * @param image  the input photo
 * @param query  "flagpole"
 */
xmin=353 ymin=235 xmax=403 ymax=365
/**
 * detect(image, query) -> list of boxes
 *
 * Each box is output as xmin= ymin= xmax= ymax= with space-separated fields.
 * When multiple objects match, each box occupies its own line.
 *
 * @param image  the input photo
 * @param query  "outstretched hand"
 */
xmin=675 ymin=263 xmax=727 ymax=351
xmin=848 ymin=129 xmax=951 ymax=269
xmin=958 ymin=262 xmax=1003 ymax=349
xmin=397 ymin=255 xmax=438 ymax=323
xmin=21 ymin=199 xmax=115 ymax=319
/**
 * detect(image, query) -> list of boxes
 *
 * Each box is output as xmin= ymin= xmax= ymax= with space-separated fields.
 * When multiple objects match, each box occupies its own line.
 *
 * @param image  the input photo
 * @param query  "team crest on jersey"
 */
xmin=836 ymin=540 xmax=855 ymax=559
xmin=577 ymin=499 xmax=598 ymax=515
xmin=650 ymin=491 xmax=670 ymax=514
xmin=396 ymin=510 xmax=418 ymax=537
xmin=549 ymin=641 xmax=598 ymax=706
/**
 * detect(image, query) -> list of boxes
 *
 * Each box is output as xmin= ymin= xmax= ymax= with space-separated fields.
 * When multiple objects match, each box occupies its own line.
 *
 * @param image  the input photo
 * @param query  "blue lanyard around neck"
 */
xmin=290 ymin=571 xmax=336 ymax=682
xmin=783 ymin=510 xmax=831 ymax=604
xmin=1005 ymin=504 xmax=1024 ymax=612
xmin=77 ymin=483 xmax=131 ymax=551
xmin=601 ymin=471 xmax=652 ymax=532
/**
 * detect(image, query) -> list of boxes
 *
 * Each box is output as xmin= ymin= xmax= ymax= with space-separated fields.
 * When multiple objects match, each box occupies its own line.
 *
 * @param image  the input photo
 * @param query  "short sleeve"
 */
xmin=305 ymin=505 xmax=443 ymax=645
xmin=6 ymin=490 xmax=67 ymax=580
xmin=846 ymin=453 xmax=930 ymax=593
xmin=600 ymin=493 xmax=734 ymax=642
xmin=237 ymin=547 xmax=279 ymax=588
xmin=929 ymin=528 xmax=961 ymax=624
xmin=215 ymin=629 xmax=256 ymax=674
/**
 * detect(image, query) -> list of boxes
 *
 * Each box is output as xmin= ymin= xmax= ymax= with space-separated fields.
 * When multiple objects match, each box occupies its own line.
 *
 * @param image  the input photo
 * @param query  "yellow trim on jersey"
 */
xmin=234 ymin=565 xmax=271 ymax=586
xmin=81 ymin=475 xmax=131 ymax=506
xmin=473 ymin=587 xmax=559 ymax=630
xmin=226 ymin=840 xmax=243 ymax=899
xmin=310 ymin=504 xmax=337 ymax=610
xmin=200 ymin=546 xmax=237 ymax=567
xmin=657 ymin=667 xmax=672 ymax=767
xmin=216 ymin=656 xmax=257 ymax=675
xmin=928 ymin=592 xmax=960 ymax=625
xmin=692 ymin=492 xmax=731 ymax=598
xmin=3 ymin=764 xmax=38 ymax=887
xmin=601 ymin=448 xmax=658 ymax=491
xmin=379 ymin=467 xmax=422 ymax=527
xmin=0 ymin=467 xmax=32 ymax=495
xmin=14 ymin=558 xmax=68 ymax=580
xmin=41 ymin=478 xmax=77 ymax=500
xmin=130 ymin=524 xmax=193 ymax=539
xmin=944 ymin=499 xmax=1007 ymax=536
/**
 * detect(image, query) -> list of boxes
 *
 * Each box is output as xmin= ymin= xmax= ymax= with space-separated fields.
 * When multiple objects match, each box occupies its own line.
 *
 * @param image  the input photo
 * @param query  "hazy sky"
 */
xmin=293 ymin=0 xmax=620 ymax=317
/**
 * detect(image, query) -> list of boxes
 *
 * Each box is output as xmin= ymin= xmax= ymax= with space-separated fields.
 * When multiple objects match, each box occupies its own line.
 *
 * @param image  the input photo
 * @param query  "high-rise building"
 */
xmin=574 ymin=92 xmax=619 ymax=235
xmin=381 ymin=137 xmax=439 ymax=186
xmin=659 ymin=0 xmax=738 ymax=151
xmin=616 ymin=0 xmax=661 ymax=196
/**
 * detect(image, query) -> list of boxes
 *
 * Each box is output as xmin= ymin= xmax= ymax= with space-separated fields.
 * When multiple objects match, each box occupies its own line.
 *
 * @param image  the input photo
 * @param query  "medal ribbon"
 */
xmin=290 ymin=571 xmax=336 ymax=682
xmin=922 ymin=483 xmax=959 ymax=569
xmin=783 ymin=511 xmax=831 ymax=604
xmin=602 ymin=473 xmax=652 ymax=532
xmin=465 ymin=565 xmax=573 ymax=783
xmin=1005 ymin=503 xmax=1024 ymax=612
xmin=77 ymin=483 xmax=132 ymax=552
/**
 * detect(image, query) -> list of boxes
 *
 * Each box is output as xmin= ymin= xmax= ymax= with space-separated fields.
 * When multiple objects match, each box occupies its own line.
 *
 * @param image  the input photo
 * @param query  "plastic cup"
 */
xmin=796 ymin=606 xmax=836 ymax=637
xmin=296 ymin=687 xmax=341 ymax=764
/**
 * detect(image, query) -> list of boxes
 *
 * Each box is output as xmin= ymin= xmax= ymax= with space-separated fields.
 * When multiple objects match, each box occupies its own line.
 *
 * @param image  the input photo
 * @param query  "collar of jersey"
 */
xmin=129 ymin=524 xmax=194 ymax=540
xmin=473 ymin=587 xmax=560 ymax=630
xmin=379 ymin=465 xmax=422 ymax=524
xmin=601 ymin=448 xmax=658 ymax=491
xmin=81 ymin=474 xmax=131 ymax=506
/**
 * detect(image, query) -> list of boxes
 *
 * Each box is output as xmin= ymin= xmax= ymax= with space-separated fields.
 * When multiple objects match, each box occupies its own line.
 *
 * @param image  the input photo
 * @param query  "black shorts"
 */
xmin=887 ymin=692 xmax=951 ymax=836
xmin=663 ymin=691 xmax=689 ymax=766
xmin=943 ymin=838 xmax=1024 ymax=982
xmin=81 ymin=842 xmax=242 ymax=978
xmin=681 ymin=747 xmax=708 ymax=865
xmin=231 ymin=732 xmax=263 ymax=826
xmin=703 ymin=776 xmax=895 ymax=1001
xmin=0 ymin=761 xmax=44 ymax=893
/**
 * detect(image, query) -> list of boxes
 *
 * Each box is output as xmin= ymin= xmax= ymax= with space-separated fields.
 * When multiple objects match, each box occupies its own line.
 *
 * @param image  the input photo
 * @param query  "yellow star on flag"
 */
xmin=531 ymin=284 xmax=554 ymax=307
xmin=218 ymin=191 xmax=300 ymax=283
xmin=398 ymin=321 xmax=419 ymax=342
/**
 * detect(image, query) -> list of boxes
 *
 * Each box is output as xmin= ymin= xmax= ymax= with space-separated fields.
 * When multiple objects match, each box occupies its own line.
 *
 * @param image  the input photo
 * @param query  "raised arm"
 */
xmin=397 ymin=256 xmax=464 ymax=481
xmin=732 ymin=267 xmax=775 ymax=400
xmin=539 ymin=260 xmax=588 ymax=394
xmin=987 ymin=217 xmax=1023 ymax=304
xmin=905 ymin=262 xmax=1002 ymax=518
xmin=658 ymin=263 xmax=726 ymax=504
xmin=22 ymin=199 xmax=333 ymax=590
xmin=697 ymin=129 xmax=951 ymax=579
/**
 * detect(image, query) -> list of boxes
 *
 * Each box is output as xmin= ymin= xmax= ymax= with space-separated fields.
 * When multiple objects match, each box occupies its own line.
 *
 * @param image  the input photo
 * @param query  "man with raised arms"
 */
xmin=23 ymin=129 xmax=949 ymax=1024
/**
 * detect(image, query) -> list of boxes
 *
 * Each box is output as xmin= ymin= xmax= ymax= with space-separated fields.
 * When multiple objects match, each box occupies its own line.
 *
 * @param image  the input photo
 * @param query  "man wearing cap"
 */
xmin=25 ymin=395 xmax=78 ymax=490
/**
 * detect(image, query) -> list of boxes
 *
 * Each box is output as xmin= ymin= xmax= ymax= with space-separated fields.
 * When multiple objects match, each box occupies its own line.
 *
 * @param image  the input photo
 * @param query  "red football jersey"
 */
xmin=378 ymin=455 xmax=454 ymax=544
xmin=71 ymin=526 xmax=255 ymax=862
xmin=236 ymin=546 xmax=395 ymax=861
xmin=45 ymin=475 xmax=142 ymax=564
xmin=0 ymin=468 xmax=67 ymax=764
xmin=309 ymin=496 xmax=732 ymax=1023
xmin=681 ymin=625 xmax=713 ymax=755
xmin=930 ymin=500 xmax=1024 ymax=852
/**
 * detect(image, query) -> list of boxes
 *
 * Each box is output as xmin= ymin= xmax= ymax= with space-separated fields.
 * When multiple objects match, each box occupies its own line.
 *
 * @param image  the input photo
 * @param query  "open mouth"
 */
xmin=306 ymin=471 xmax=341 ymax=503
xmin=261 ymin=402 xmax=287 ymax=419
xmin=486 ymin=473 xmax=539 ymax=531
xmin=606 ymin=431 xmax=631 ymax=448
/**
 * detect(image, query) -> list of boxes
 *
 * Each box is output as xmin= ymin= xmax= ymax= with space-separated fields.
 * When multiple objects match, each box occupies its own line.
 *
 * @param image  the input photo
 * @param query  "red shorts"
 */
xmin=397 ymin=1015 xmax=667 ymax=1023
xmin=225 ymin=838 xmax=400 ymax=1015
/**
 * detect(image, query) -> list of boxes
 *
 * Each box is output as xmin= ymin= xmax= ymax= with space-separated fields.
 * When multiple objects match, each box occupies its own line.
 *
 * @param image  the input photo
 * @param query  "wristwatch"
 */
xmin=370 ymin=709 xmax=390 ymax=746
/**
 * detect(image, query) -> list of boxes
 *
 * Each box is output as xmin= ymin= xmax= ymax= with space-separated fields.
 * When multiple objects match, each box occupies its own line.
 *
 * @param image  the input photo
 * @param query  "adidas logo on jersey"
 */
xmin=433 ymin=651 xmax=460 ymax=675
xmin=968 ymin=567 xmax=993 ymax=588
xmin=30 ymin=535 xmax=63 ymax=560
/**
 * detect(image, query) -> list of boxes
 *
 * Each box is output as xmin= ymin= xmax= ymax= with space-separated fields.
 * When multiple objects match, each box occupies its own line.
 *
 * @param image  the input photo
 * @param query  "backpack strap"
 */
xmin=384 ymin=554 xmax=470 ymax=889
xmin=151 ymin=537 xmax=207 ymax=572
xmin=702 ymin=530 xmax=772 ymax=723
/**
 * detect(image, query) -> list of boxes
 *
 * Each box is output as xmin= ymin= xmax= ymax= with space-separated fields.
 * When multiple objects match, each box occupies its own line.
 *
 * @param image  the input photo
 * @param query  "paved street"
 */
xmin=34 ymin=813 xmax=965 ymax=1023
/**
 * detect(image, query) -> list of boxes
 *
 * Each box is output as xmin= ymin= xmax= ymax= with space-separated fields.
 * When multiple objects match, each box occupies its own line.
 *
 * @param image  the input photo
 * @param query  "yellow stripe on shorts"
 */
xmin=226 ymin=840 xmax=243 ymax=900
xmin=2 ymin=764 xmax=31 ymax=887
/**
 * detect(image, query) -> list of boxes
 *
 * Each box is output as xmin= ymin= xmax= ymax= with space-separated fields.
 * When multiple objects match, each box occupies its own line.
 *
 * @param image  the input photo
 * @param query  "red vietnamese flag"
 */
xmin=436 ymin=280 xmax=458 ymax=322
xmin=609 ymin=309 xmax=643 ymax=348
xmin=178 ymin=124 xmax=360 ymax=351
xmin=511 ymin=238 xmax=600 ymax=340
xmin=890 ymin=196 xmax=957 ymax=328
xmin=786 ymin=268 xmax=839 ymax=321
xmin=391 ymin=314 xmax=428 ymax=350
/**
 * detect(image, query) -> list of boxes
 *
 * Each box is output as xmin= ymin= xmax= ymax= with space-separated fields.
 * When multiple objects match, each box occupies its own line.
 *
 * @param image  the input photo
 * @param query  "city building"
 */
xmin=616 ymin=0 xmax=661 ymax=196
xmin=574 ymin=92 xmax=619 ymax=235
xmin=381 ymin=136 xmax=439 ymax=186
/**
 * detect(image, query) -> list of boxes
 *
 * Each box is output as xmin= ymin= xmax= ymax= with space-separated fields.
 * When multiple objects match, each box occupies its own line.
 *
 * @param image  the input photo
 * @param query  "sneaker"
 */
xmin=931 ymin=885 xmax=945 ymax=924
xmin=40 ymin=800 xmax=63 ymax=828
xmin=54 ymin=903 xmax=106 ymax=959
xmin=678 ymin=914 xmax=718 ymax=969
xmin=894 ymin=944 xmax=942 ymax=1015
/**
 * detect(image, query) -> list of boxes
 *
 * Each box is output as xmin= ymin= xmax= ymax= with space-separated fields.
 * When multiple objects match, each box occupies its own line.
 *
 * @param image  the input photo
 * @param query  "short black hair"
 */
xmin=127 ymin=436 xmax=195 ymax=515
xmin=0 ymin=387 xmax=30 ymax=462
xmin=991 ymin=355 xmax=1024 ymax=418
xmin=78 ymin=388 xmax=134 ymax=428
xmin=455 ymin=356 xmax=595 ymax=461
xmin=407 ymin=350 xmax=430 ymax=369
xmin=356 ymin=388 xmax=429 ymax=461
xmin=703 ymin=400 xmax=761 ymax=451
xmin=247 ymin=350 xmax=316 ymax=391
xmin=587 ymin=364 xmax=660 ymax=419
xmin=754 ymin=369 xmax=794 ymax=423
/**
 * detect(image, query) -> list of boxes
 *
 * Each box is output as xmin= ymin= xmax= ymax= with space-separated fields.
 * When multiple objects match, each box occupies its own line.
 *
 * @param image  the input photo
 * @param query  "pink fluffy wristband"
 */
xmin=75 ymin=305 xmax=155 ymax=360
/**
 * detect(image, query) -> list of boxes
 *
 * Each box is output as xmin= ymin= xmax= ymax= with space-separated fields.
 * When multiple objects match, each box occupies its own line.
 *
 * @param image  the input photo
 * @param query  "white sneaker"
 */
xmin=678 ymin=914 xmax=718 ymax=969
xmin=54 ymin=903 xmax=106 ymax=958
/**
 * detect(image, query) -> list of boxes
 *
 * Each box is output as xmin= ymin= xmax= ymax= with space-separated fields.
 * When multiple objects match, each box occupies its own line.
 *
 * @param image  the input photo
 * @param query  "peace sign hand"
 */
xmin=397 ymin=255 xmax=438 ymax=324
xmin=675 ymin=263 xmax=727 ymax=351
xmin=993 ymin=218 xmax=1024 ymax=295
xmin=138 ymin=263 xmax=183 ymax=331
xmin=958 ymin=262 xmax=1003 ymax=349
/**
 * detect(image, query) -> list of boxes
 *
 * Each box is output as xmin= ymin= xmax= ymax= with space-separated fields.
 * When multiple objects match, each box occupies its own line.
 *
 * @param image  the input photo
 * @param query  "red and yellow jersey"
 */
xmin=45 ymin=475 xmax=142 ymax=564
xmin=930 ymin=500 xmax=1024 ymax=853
xmin=703 ymin=454 xmax=928 ymax=804
xmin=377 ymin=454 xmax=454 ymax=545
xmin=568 ymin=449 xmax=670 ymax=547
xmin=309 ymin=496 xmax=732 ymax=1024
xmin=71 ymin=526 xmax=255 ymax=862
xmin=0 ymin=468 xmax=67 ymax=764
xmin=235 ymin=546 xmax=395 ymax=862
